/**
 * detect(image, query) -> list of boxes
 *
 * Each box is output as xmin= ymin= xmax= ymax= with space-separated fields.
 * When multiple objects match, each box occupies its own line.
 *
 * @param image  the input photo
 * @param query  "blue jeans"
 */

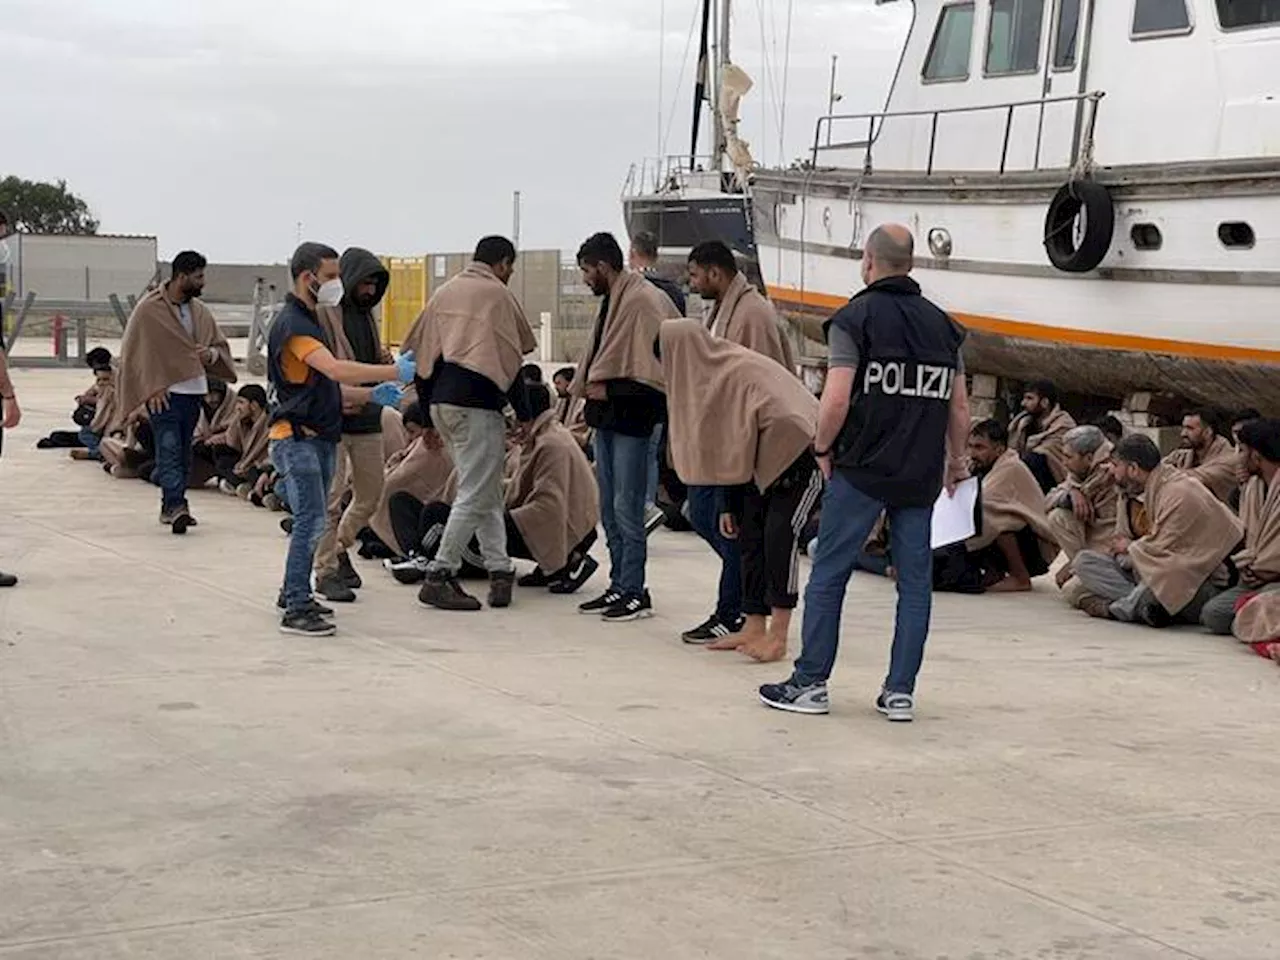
xmin=150 ymin=393 xmax=203 ymax=512
xmin=271 ymin=436 xmax=338 ymax=612
xmin=645 ymin=424 xmax=662 ymax=508
xmin=793 ymin=473 xmax=934 ymax=694
xmin=595 ymin=428 xmax=652 ymax=595
xmin=686 ymin=484 xmax=743 ymax=623
xmin=78 ymin=425 xmax=103 ymax=460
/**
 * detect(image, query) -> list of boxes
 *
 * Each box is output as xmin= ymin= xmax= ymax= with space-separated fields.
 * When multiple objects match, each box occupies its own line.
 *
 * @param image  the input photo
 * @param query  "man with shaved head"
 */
xmin=760 ymin=224 xmax=969 ymax=722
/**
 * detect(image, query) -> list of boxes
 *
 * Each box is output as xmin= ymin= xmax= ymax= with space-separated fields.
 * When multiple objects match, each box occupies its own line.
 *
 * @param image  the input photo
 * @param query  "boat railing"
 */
xmin=810 ymin=91 xmax=1105 ymax=177
xmin=623 ymin=155 xmax=728 ymax=198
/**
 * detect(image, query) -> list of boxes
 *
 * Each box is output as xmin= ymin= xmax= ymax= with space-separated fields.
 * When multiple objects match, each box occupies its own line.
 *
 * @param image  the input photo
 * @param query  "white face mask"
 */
xmin=315 ymin=277 xmax=344 ymax=307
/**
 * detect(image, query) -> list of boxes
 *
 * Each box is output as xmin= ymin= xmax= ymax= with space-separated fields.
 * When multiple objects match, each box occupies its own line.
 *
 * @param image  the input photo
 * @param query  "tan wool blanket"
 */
xmin=195 ymin=388 xmax=238 ymax=443
xmin=317 ymin=305 xmax=383 ymax=364
xmin=707 ymin=272 xmax=795 ymax=370
xmin=661 ymin=319 xmax=817 ymax=490
xmin=1129 ymin=463 xmax=1244 ymax=614
xmin=380 ymin=406 xmax=409 ymax=463
xmin=555 ymin=395 xmax=593 ymax=452
xmin=572 ymin=270 xmax=676 ymax=399
xmin=89 ymin=380 xmax=121 ymax=435
xmin=1164 ymin=434 xmax=1239 ymax=504
xmin=227 ymin=410 xmax=271 ymax=478
xmin=1044 ymin=440 xmax=1118 ymax=556
xmin=967 ymin=449 xmax=1060 ymax=566
xmin=1009 ymin=406 xmax=1077 ymax=484
xmin=1235 ymin=474 xmax=1280 ymax=585
xmin=1234 ymin=590 xmax=1280 ymax=645
xmin=505 ymin=410 xmax=601 ymax=574
xmin=369 ymin=437 xmax=457 ymax=553
xmin=117 ymin=287 xmax=236 ymax=416
xmin=401 ymin=262 xmax=535 ymax=393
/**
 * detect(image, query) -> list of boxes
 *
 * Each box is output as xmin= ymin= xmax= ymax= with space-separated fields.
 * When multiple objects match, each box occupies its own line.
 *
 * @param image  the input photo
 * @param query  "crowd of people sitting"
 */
xmin=35 ymin=226 xmax=1280 ymax=675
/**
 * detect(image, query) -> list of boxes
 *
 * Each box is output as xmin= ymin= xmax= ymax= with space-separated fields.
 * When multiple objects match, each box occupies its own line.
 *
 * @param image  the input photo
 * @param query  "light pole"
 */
xmin=826 ymin=55 xmax=843 ymax=146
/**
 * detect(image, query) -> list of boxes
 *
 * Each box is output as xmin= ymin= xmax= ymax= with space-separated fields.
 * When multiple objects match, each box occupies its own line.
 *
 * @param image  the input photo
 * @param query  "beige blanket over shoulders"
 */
xmin=556 ymin=395 xmax=592 ymax=452
xmin=227 ymin=411 xmax=271 ymax=477
xmin=1009 ymin=406 xmax=1076 ymax=484
xmin=1129 ymin=464 xmax=1244 ymax=613
xmin=195 ymin=388 xmax=238 ymax=443
xmin=1233 ymin=591 xmax=1280 ymax=644
xmin=401 ymin=262 xmax=536 ymax=393
xmin=1163 ymin=434 xmax=1239 ymax=504
xmin=505 ymin=410 xmax=600 ymax=573
xmin=707 ymin=273 xmax=795 ymax=370
xmin=380 ymin=407 xmax=409 ymax=463
xmin=661 ymin=319 xmax=817 ymax=490
xmin=1235 ymin=474 xmax=1280 ymax=584
xmin=369 ymin=437 xmax=457 ymax=553
xmin=968 ymin=449 xmax=1060 ymax=565
xmin=89 ymin=380 xmax=121 ymax=435
xmin=117 ymin=287 xmax=236 ymax=416
xmin=572 ymin=270 xmax=676 ymax=398
xmin=1045 ymin=440 xmax=1118 ymax=556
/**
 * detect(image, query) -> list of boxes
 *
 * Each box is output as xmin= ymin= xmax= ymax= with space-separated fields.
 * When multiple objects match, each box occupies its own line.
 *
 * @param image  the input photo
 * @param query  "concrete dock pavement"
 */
xmin=1 ymin=370 xmax=1278 ymax=959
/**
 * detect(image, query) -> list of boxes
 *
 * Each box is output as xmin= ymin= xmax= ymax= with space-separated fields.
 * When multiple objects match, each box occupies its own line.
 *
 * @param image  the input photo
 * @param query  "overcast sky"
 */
xmin=3 ymin=0 xmax=909 ymax=263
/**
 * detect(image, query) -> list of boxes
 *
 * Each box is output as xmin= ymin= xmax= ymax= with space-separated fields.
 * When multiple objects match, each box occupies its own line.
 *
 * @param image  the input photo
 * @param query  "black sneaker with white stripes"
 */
xmin=601 ymin=590 xmax=654 ymax=623
xmin=579 ymin=589 xmax=622 ymax=614
xmin=682 ymin=613 xmax=745 ymax=645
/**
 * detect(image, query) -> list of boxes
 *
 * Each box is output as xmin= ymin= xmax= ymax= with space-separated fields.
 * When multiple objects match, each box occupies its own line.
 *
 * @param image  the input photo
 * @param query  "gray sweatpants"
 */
xmin=1073 ymin=549 xmax=1219 ymax=626
xmin=1200 ymin=582 xmax=1280 ymax=636
xmin=427 ymin=404 xmax=513 ymax=576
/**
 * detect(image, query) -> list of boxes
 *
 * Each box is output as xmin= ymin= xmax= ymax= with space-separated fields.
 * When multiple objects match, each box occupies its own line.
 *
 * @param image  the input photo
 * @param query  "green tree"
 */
xmin=0 ymin=176 xmax=99 ymax=235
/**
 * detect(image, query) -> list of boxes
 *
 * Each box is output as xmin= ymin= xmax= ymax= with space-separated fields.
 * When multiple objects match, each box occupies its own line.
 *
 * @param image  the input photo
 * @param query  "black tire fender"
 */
xmin=1043 ymin=180 xmax=1115 ymax=273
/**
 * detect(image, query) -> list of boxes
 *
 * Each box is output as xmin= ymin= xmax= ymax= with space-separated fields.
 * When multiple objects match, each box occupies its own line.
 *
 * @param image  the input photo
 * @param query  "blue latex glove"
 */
xmin=395 ymin=350 xmax=417 ymax=384
xmin=371 ymin=382 xmax=404 ymax=408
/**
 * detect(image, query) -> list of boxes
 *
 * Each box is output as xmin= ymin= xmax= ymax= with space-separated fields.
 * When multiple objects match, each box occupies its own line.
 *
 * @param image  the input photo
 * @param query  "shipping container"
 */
xmin=2 ymin=234 xmax=158 ymax=301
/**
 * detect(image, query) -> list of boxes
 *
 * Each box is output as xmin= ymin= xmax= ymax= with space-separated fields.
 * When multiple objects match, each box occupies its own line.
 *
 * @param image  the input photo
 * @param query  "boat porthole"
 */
xmin=1130 ymin=223 xmax=1162 ymax=251
xmin=822 ymin=207 xmax=832 ymax=235
xmin=928 ymin=228 xmax=953 ymax=258
xmin=1218 ymin=221 xmax=1255 ymax=250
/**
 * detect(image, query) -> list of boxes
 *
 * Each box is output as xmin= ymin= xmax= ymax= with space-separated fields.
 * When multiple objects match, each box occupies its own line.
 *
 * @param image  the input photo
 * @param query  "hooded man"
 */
xmin=1045 ymin=424 xmax=1118 ymax=592
xmin=1163 ymin=409 xmax=1238 ymax=504
xmin=1008 ymin=379 xmax=1076 ymax=494
xmin=117 ymin=250 xmax=237 ymax=534
xmin=312 ymin=247 xmax=394 ymax=603
xmin=1200 ymin=418 xmax=1280 ymax=635
xmin=1073 ymin=434 xmax=1243 ymax=626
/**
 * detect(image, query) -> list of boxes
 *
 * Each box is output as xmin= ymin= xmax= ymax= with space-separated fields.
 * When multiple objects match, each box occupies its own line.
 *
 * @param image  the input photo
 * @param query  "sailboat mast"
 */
xmin=712 ymin=0 xmax=731 ymax=172
xmin=689 ymin=0 xmax=712 ymax=171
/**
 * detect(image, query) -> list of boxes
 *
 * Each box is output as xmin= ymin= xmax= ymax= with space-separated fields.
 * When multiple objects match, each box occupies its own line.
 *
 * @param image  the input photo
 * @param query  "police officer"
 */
xmin=759 ymin=224 xmax=971 ymax=722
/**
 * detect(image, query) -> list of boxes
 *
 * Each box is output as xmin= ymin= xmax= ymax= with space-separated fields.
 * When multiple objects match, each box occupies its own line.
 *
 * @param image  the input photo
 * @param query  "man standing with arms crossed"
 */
xmin=269 ymin=242 xmax=415 ymax=637
xmin=759 ymin=225 xmax=971 ymax=722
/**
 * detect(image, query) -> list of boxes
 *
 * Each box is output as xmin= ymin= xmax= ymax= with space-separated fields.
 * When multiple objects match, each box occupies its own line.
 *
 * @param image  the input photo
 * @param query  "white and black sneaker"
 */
xmin=602 ymin=590 xmax=654 ymax=623
xmin=875 ymin=690 xmax=915 ymax=723
xmin=388 ymin=555 xmax=431 ymax=585
xmin=759 ymin=678 xmax=829 ymax=715
xmin=682 ymin=613 xmax=745 ymax=645
xmin=644 ymin=505 xmax=666 ymax=536
xmin=579 ymin=589 xmax=623 ymax=615
xmin=280 ymin=610 xmax=337 ymax=637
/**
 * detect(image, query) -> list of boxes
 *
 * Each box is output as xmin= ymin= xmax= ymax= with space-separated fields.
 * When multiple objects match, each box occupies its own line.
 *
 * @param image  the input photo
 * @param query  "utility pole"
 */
xmin=512 ymin=191 xmax=521 ymax=249
xmin=711 ymin=0 xmax=732 ymax=174
xmin=827 ymin=55 xmax=842 ymax=146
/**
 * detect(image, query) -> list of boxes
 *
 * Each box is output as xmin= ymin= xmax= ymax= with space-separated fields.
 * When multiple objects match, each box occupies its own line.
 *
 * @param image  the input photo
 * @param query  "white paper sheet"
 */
xmin=930 ymin=477 xmax=980 ymax=549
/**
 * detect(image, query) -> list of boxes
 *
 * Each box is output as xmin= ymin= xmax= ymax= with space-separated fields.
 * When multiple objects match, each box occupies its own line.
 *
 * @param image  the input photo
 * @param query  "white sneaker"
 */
xmin=876 ymin=690 xmax=915 ymax=723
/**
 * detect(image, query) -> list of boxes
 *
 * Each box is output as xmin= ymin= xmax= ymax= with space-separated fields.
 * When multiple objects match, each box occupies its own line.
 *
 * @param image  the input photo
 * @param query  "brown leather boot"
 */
xmin=418 ymin=571 xmax=482 ymax=612
xmin=488 ymin=571 xmax=516 ymax=609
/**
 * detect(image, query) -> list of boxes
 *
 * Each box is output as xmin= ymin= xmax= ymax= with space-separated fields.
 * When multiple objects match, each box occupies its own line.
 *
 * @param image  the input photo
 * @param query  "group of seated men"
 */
xmin=929 ymin=380 xmax=1279 ymax=648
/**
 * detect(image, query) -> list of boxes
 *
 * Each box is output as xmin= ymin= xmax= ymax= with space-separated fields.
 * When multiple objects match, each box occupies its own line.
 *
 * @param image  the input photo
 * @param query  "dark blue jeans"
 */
xmin=793 ymin=473 xmax=934 ymax=695
xmin=77 ymin=426 xmax=103 ymax=460
xmin=271 ymin=436 xmax=338 ymax=613
xmin=595 ymin=427 xmax=652 ymax=595
xmin=150 ymin=393 xmax=203 ymax=512
xmin=686 ymin=484 xmax=743 ymax=623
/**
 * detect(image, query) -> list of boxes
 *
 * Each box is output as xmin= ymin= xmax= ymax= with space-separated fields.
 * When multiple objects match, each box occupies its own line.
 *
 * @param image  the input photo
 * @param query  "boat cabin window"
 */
xmin=1132 ymin=0 xmax=1193 ymax=37
xmin=1216 ymin=0 xmax=1280 ymax=29
xmin=923 ymin=3 xmax=976 ymax=81
xmin=986 ymin=0 xmax=1045 ymax=75
xmin=1053 ymin=0 xmax=1082 ymax=68
xmin=1219 ymin=222 xmax=1256 ymax=249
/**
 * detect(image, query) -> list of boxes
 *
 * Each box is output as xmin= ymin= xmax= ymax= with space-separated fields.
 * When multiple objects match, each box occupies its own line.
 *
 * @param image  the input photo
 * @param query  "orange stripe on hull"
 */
xmin=768 ymin=284 xmax=1280 ymax=365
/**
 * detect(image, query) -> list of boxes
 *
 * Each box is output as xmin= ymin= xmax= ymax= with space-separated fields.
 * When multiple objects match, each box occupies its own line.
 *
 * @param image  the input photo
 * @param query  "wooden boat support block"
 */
xmin=1124 ymin=392 xmax=1155 ymax=413
xmin=969 ymin=398 xmax=999 ymax=421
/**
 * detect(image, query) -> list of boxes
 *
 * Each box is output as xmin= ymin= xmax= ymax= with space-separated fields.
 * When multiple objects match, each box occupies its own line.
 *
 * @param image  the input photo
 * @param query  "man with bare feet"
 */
xmin=658 ymin=319 xmax=822 ymax=663
xmin=963 ymin=419 xmax=1059 ymax=594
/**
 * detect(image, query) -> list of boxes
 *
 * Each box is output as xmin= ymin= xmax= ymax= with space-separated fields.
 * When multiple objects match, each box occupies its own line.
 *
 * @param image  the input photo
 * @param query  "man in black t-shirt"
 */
xmin=760 ymin=225 xmax=971 ymax=723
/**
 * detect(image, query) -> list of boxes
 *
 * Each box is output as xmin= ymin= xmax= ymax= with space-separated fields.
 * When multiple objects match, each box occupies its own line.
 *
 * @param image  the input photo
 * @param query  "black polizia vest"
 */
xmin=827 ymin=275 xmax=966 ymax=508
xmin=267 ymin=295 xmax=343 ymax=443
